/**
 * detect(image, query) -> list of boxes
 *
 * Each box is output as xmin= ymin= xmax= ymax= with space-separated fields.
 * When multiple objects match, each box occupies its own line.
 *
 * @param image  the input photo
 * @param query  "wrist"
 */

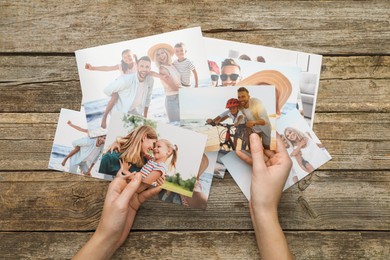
xmin=250 ymin=204 xmax=279 ymax=228
xmin=74 ymin=230 xmax=118 ymax=260
xmin=250 ymin=201 xmax=278 ymax=220
xmin=91 ymin=230 xmax=119 ymax=258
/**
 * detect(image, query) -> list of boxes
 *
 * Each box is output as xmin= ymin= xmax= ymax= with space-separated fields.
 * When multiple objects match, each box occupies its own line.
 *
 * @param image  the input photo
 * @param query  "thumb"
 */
xmin=117 ymin=172 xmax=142 ymax=206
xmin=249 ymin=133 xmax=267 ymax=175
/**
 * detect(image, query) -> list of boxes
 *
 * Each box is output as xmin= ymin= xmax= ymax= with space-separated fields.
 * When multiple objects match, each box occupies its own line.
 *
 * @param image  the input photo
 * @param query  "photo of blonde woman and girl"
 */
xmin=98 ymin=112 xmax=207 ymax=197
xmin=104 ymin=130 xmax=178 ymax=193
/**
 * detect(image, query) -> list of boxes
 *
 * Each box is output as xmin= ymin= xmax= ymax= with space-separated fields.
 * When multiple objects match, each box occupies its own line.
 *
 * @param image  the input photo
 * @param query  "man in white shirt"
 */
xmin=67 ymin=135 xmax=106 ymax=175
xmin=101 ymin=56 xmax=154 ymax=128
xmin=237 ymin=87 xmax=271 ymax=149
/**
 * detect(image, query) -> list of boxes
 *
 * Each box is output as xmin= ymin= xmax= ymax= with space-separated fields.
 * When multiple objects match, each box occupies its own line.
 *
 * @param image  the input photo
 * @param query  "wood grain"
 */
xmin=0 ymin=231 xmax=388 ymax=259
xmin=1 ymin=1 xmax=389 ymax=54
xmin=1 ymin=171 xmax=389 ymax=231
xmin=1 ymin=1 xmax=390 ymax=258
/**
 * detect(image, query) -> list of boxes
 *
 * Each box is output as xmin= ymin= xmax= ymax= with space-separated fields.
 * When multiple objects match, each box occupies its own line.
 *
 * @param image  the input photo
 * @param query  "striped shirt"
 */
xmin=140 ymin=159 xmax=168 ymax=186
xmin=173 ymin=58 xmax=195 ymax=86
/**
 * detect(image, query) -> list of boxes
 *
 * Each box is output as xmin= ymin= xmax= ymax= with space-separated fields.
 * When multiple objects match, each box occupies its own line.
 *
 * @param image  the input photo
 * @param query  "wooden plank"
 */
xmin=321 ymin=56 xmax=390 ymax=79
xmin=2 ymin=56 xmax=390 ymax=83
xmin=0 ymin=81 xmax=82 ymax=112
xmin=0 ymin=171 xmax=389 ymax=231
xmin=1 ymin=1 xmax=389 ymax=54
xmin=0 ymin=231 xmax=388 ymax=259
xmin=316 ymin=79 xmax=390 ymax=113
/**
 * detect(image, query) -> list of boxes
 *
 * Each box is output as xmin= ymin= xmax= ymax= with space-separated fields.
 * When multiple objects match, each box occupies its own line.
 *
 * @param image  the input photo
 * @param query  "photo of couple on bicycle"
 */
xmin=179 ymin=85 xmax=277 ymax=152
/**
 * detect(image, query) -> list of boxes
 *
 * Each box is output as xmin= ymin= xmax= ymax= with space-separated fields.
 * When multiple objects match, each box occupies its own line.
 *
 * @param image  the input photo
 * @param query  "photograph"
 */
xmin=205 ymin=37 xmax=322 ymax=127
xmin=96 ymin=111 xmax=208 ymax=198
xmin=277 ymin=109 xmax=332 ymax=182
xmin=158 ymin=151 xmax=218 ymax=209
xmin=75 ymin=27 xmax=211 ymax=137
xmin=48 ymin=108 xmax=109 ymax=180
xmin=221 ymin=108 xmax=331 ymax=201
xmin=206 ymin=56 xmax=301 ymax=116
xmin=180 ymin=86 xmax=276 ymax=151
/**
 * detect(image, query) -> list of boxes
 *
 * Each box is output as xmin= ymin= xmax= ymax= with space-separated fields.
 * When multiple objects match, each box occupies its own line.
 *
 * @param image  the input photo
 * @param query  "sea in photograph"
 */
xmin=180 ymin=118 xmax=224 ymax=151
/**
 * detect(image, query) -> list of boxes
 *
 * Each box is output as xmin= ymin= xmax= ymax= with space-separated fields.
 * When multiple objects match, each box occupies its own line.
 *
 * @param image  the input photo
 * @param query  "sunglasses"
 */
xmin=220 ymin=73 xmax=240 ymax=81
xmin=210 ymin=74 xmax=219 ymax=82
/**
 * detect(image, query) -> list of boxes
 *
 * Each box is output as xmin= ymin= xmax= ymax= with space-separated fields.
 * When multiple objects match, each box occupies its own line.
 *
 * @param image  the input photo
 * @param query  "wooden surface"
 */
xmin=1 ymin=1 xmax=389 ymax=259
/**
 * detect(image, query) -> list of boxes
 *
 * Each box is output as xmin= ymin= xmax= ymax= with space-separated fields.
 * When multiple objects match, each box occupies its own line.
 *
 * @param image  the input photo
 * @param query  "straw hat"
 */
xmin=238 ymin=70 xmax=292 ymax=115
xmin=147 ymin=43 xmax=175 ymax=61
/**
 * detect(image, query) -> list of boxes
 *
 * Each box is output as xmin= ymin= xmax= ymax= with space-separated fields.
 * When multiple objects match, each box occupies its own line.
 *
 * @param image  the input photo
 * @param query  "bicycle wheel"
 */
xmin=219 ymin=128 xmax=227 ymax=143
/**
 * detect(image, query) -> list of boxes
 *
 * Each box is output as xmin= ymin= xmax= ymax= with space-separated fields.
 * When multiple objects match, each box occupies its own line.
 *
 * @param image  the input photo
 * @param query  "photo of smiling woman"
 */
xmin=148 ymin=43 xmax=182 ymax=123
xmin=99 ymin=125 xmax=158 ymax=178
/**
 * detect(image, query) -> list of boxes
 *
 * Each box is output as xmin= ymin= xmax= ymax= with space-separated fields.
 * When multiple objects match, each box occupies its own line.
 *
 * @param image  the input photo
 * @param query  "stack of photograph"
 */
xmin=48 ymin=27 xmax=332 ymax=209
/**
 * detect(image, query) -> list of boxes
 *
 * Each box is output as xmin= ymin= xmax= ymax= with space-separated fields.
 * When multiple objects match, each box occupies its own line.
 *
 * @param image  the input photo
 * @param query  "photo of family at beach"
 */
xmin=75 ymin=27 xmax=211 ymax=137
xmin=97 ymin=112 xmax=207 ymax=197
xmin=180 ymin=86 xmax=276 ymax=151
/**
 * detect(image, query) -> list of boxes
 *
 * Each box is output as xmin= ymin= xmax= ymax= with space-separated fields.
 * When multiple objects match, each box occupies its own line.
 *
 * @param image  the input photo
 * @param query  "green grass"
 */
xmin=161 ymin=181 xmax=193 ymax=197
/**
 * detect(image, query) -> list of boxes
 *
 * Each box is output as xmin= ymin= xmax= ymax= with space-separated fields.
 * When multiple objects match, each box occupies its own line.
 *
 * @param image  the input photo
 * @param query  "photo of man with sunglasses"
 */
xmin=220 ymin=58 xmax=241 ymax=86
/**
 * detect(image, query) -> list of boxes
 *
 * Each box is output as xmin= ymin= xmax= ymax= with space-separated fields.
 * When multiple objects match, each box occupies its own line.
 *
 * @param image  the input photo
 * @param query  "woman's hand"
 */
xmin=74 ymin=169 xmax=161 ymax=260
xmin=237 ymin=133 xmax=293 ymax=259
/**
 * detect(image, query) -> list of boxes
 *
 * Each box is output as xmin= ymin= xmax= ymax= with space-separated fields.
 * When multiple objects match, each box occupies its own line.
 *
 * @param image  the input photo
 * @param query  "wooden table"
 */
xmin=1 ymin=1 xmax=389 ymax=259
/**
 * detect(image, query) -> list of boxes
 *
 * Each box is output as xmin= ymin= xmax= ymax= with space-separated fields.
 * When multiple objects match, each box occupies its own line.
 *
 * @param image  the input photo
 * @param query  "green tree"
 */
xmin=122 ymin=114 xmax=157 ymax=132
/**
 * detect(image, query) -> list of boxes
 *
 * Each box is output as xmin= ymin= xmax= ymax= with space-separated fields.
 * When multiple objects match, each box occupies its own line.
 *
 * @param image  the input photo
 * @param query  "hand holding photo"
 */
xmin=221 ymin=108 xmax=331 ymax=200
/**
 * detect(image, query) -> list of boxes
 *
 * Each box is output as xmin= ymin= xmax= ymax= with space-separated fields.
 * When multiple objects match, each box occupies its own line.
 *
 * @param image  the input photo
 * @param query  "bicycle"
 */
xmin=206 ymin=121 xmax=237 ymax=151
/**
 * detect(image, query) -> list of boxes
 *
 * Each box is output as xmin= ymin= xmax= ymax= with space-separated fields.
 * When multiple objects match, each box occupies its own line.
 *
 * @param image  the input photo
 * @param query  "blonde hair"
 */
xmin=158 ymin=139 xmax=178 ymax=171
xmin=284 ymin=127 xmax=306 ymax=146
xmin=119 ymin=125 xmax=157 ymax=167
xmin=154 ymin=48 xmax=173 ymax=67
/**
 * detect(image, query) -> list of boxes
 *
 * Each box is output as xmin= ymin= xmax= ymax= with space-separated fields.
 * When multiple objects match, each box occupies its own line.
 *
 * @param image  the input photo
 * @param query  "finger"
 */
xmin=236 ymin=150 xmax=253 ymax=165
xmin=156 ymin=176 xmax=165 ymax=186
xmin=106 ymin=174 xmax=127 ymax=200
xmin=249 ymin=133 xmax=267 ymax=173
xmin=138 ymin=186 xmax=163 ymax=204
xmin=275 ymin=135 xmax=290 ymax=158
xmin=264 ymin=149 xmax=275 ymax=158
xmin=116 ymin=161 xmax=126 ymax=178
xmin=117 ymin=172 xmax=142 ymax=206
